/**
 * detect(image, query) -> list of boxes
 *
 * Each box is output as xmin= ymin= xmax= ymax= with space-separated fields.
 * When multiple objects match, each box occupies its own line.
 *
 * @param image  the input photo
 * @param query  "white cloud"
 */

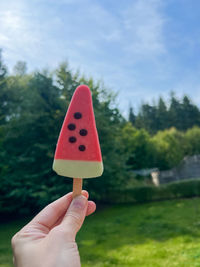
xmin=0 ymin=0 xmax=199 ymax=116
xmin=122 ymin=0 xmax=166 ymax=57
xmin=0 ymin=1 xmax=42 ymax=68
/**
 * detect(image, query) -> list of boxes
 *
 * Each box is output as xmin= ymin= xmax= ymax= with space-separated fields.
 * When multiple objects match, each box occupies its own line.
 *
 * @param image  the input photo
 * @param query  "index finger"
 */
xmin=22 ymin=191 xmax=89 ymax=232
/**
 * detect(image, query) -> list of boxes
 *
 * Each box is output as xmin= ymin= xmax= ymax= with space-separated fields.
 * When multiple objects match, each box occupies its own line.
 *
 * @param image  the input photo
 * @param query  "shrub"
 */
xmin=105 ymin=179 xmax=200 ymax=204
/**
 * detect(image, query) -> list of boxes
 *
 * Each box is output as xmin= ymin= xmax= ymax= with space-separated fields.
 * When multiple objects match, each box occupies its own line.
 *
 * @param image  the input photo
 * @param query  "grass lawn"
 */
xmin=1 ymin=198 xmax=200 ymax=267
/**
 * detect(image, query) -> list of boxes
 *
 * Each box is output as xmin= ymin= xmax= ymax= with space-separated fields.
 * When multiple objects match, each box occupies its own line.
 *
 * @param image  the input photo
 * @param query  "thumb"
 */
xmin=59 ymin=195 xmax=88 ymax=241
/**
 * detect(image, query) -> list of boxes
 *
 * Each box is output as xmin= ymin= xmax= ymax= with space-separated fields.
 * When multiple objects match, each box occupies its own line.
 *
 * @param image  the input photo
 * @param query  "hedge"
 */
xmin=1 ymin=178 xmax=200 ymax=218
xmin=105 ymin=179 xmax=200 ymax=204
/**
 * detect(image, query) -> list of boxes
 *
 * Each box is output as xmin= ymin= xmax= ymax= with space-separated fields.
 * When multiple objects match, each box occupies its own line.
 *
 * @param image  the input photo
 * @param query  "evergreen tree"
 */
xmin=168 ymin=93 xmax=182 ymax=129
xmin=128 ymin=106 xmax=136 ymax=125
xmin=0 ymin=50 xmax=8 ymax=125
xmin=181 ymin=95 xmax=200 ymax=130
xmin=156 ymin=97 xmax=168 ymax=130
xmin=135 ymin=103 xmax=157 ymax=133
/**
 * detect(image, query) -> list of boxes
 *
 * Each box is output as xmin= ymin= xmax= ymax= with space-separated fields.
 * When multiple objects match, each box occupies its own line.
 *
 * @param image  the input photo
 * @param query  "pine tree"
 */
xmin=128 ymin=106 xmax=136 ymax=126
xmin=168 ymin=93 xmax=183 ymax=130
xmin=135 ymin=103 xmax=157 ymax=133
xmin=156 ymin=97 xmax=168 ymax=130
xmin=181 ymin=95 xmax=200 ymax=130
xmin=0 ymin=50 xmax=8 ymax=125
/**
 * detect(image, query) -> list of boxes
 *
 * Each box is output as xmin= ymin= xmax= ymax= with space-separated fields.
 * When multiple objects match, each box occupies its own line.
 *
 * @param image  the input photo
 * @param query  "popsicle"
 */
xmin=53 ymin=85 xmax=103 ymax=197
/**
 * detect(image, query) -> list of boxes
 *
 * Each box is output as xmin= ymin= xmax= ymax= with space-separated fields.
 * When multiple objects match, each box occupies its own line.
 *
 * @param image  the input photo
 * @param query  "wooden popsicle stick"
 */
xmin=72 ymin=178 xmax=83 ymax=198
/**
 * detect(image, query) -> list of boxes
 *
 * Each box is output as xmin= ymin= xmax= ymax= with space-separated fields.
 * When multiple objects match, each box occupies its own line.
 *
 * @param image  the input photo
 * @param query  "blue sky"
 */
xmin=0 ymin=0 xmax=200 ymax=116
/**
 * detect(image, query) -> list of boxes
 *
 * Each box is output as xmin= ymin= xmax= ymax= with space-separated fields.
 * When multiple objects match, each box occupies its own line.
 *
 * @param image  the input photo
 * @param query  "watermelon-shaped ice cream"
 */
xmin=53 ymin=85 xmax=103 ymax=178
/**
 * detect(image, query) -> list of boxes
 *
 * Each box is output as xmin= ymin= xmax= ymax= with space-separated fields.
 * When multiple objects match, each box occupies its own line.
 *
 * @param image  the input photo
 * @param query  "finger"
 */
xmin=58 ymin=195 xmax=88 ymax=241
xmin=52 ymin=190 xmax=89 ymax=228
xmin=33 ymin=192 xmax=72 ymax=228
xmin=22 ymin=190 xmax=89 ymax=233
xmin=86 ymin=201 xmax=96 ymax=216
xmin=81 ymin=190 xmax=89 ymax=199
xmin=52 ymin=199 xmax=96 ymax=228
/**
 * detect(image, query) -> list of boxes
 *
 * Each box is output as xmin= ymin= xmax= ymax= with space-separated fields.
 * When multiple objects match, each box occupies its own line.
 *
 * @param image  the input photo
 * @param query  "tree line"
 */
xmin=1 ymin=50 xmax=200 ymax=216
xmin=129 ymin=94 xmax=200 ymax=133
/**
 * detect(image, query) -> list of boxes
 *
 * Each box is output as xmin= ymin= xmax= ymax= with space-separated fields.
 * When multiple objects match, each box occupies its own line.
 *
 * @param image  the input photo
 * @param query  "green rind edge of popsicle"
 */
xmin=53 ymin=159 xmax=103 ymax=178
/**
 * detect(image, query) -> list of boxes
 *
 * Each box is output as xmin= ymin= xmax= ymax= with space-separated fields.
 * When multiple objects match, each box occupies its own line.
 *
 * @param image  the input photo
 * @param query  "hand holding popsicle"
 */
xmin=53 ymin=85 xmax=103 ymax=196
xmin=12 ymin=191 xmax=96 ymax=267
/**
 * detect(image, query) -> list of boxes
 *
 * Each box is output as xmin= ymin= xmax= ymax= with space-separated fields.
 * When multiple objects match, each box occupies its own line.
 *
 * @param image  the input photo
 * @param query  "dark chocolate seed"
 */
xmin=79 ymin=129 xmax=88 ymax=136
xmin=74 ymin=112 xmax=82 ymax=119
xmin=69 ymin=136 xmax=77 ymax=143
xmin=68 ymin=123 xmax=76 ymax=130
xmin=79 ymin=145 xmax=86 ymax=151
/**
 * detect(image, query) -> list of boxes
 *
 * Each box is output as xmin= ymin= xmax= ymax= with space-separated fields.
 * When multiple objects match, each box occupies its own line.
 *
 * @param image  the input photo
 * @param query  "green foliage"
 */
xmin=128 ymin=106 xmax=135 ymax=125
xmin=0 ymin=50 xmax=8 ymax=125
xmin=157 ymin=97 xmax=169 ymax=130
xmin=151 ymin=128 xmax=185 ymax=169
xmin=121 ymin=124 xmax=200 ymax=171
xmin=1 ymin=52 xmax=200 ymax=217
xmin=106 ymin=179 xmax=200 ymax=204
xmin=135 ymin=103 xmax=157 ymax=133
xmin=0 ymin=59 xmax=129 ymax=216
xmin=121 ymin=123 xmax=155 ymax=170
xmin=133 ymin=93 xmax=200 ymax=133
xmin=184 ymin=126 xmax=200 ymax=155
xmin=0 ymin=71 xmax=68 ymax=215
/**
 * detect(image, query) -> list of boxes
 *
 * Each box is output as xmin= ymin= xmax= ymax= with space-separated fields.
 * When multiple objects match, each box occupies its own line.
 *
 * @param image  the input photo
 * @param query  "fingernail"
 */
xmin=71 ymin=195 xmax=87 ymax=210
xmin=82 ymin=190 xmax=89 ymax=199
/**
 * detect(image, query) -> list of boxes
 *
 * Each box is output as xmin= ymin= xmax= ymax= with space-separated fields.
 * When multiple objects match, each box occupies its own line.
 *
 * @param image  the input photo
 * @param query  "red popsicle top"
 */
xmin=54 ymin=85 xmax=102 ymax=162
